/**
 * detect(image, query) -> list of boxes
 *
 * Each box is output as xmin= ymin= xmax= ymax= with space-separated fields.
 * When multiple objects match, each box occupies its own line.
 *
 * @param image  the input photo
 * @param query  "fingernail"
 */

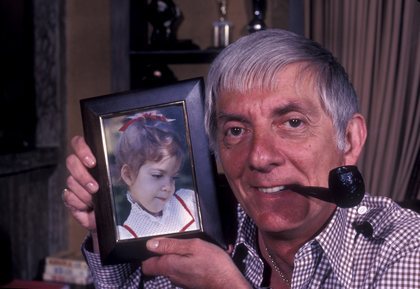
xmin=86 ymin=182 xmax=98 ymax=193
xmin=84 ymin=156 xmax=95 ymax=167
xmin=147 ymin=239 xmax=159 ymax=250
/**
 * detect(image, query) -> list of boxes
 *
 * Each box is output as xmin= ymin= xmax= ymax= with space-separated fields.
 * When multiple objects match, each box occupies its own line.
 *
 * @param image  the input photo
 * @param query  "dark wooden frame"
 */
xmin=81 ymin=78 xmax=225 ymax=264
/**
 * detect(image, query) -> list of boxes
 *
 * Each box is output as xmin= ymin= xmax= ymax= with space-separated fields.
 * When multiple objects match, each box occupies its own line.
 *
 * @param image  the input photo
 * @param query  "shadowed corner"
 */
xmin=0 ymin=226 xmax=13 ymax=285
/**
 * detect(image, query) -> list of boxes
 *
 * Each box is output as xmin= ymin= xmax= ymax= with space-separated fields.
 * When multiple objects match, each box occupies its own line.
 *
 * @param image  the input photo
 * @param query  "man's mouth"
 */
xmin=257 ymin=185 xmax=286 ymax=194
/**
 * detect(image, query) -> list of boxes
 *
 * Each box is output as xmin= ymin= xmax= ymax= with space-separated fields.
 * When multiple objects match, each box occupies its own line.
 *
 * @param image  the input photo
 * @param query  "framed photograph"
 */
xmin=81 ymin=78 xmax=225 ymax=264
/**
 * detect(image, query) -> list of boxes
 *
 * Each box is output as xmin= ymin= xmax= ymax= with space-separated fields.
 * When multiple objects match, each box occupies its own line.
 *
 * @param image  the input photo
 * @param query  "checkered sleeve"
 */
xmin=82 ymin=237 xmax=141 ymax=289
xmin=375 ymin=241 xmax=420 ymax=288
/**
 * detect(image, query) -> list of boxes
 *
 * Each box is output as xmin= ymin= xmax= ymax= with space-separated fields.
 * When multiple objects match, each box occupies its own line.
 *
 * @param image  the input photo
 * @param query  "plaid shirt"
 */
xmin=84 ymin=195 xmax=420 ymax=288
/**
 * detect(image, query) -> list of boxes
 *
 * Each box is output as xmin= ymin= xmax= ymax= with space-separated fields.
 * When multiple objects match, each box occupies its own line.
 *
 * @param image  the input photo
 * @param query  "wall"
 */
xmin=0 ymin=0 xmax=67 ymax=280
xmin=65 ymin=0 xmax=112 ymax=252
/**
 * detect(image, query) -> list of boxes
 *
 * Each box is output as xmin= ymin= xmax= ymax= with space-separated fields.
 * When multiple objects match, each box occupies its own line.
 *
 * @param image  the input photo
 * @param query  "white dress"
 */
xmin=117 ymin=188 xmax=200 ymax=239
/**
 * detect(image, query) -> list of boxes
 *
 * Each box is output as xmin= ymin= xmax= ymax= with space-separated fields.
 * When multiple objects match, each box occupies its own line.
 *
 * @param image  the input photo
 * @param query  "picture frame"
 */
xmin=80 ymin=78 xmax=226 ymax=264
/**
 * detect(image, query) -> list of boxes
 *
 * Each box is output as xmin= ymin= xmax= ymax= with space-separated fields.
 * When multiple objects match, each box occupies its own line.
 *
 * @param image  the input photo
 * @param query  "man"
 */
xmin=64 ymin=29 xmax=420 ymax=288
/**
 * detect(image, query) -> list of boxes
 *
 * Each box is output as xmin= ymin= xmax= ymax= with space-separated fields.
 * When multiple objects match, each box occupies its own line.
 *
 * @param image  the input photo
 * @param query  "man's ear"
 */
xmin=343 ymin=113 xmax=367 ymax=165
xmin=121 ymin=164 xmax=134 ymax=186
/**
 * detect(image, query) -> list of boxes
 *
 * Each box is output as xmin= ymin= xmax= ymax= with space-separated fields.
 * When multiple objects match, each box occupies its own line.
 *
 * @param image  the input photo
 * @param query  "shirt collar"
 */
xmin=233 ymin=204 xmax=259 ymax=257
xmin=232 ymin=205 xmax=266 ymax=287
xmin=311 ymin=206 xmax=356 ymax=287
xmin=309 ymin=195 xmax=398 ymax=286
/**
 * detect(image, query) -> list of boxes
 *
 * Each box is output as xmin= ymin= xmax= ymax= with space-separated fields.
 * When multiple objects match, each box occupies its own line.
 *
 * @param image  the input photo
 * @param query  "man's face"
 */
xmin=216 ymin=64 xmax=345 ymax=237
xmin=128 ymin=155 xmax=180 ymax=214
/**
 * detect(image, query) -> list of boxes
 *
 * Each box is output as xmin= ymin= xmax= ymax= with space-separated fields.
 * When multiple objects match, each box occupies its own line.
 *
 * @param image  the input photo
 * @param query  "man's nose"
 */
xmin=248 ymin=130 xmax=285 ymax=172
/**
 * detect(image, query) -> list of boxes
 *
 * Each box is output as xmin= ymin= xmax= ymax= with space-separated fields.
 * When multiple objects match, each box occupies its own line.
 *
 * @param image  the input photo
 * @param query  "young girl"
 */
xmin=113 ymin=111 xmax=199 ymax=240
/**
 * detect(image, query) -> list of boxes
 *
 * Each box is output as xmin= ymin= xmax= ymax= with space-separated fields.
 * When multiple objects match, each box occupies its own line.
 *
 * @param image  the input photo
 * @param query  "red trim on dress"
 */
xmin=123 ymin=194 xmax=195 ymax=238
xmin=123 ymin=224 xmax=138 ymax=238
xmin=174 ymin=194 xmax=195 ymax=232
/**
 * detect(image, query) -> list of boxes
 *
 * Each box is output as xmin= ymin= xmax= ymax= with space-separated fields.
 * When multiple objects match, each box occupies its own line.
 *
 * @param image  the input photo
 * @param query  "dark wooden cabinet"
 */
xmin=128 ymin=0 xmax=220 ymax=89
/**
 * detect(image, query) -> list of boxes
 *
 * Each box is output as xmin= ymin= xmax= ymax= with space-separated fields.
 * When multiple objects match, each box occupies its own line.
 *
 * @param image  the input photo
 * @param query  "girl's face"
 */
xmin=123 ymin=155 xmax=181 ymax=215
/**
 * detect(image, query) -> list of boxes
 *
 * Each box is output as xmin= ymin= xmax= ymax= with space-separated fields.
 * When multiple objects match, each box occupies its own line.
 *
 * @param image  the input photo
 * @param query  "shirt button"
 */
xmin=357 ymin=206 xmax=368 ymax=215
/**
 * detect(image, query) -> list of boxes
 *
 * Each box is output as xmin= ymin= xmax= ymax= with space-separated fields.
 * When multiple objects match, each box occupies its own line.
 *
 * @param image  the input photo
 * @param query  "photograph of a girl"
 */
xmin=102 ymin=107 xmax=200 ymax=240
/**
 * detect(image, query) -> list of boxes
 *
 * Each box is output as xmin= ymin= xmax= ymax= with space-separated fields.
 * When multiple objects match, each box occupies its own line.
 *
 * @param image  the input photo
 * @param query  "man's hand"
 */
xmin=142 ymin=238 xmax=252 ymax=289
xmin=64 ymin=136 xmax=98 ymax=233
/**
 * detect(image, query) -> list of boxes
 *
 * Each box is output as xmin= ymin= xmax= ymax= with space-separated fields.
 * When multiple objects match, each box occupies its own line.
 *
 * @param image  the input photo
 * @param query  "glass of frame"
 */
xmin=80 ymin=78 xmax=225 ymax=264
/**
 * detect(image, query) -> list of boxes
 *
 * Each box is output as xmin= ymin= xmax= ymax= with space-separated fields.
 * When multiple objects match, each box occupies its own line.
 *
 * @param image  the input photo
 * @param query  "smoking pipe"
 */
xmin=286 ymin=166 xmax=365 ymax=208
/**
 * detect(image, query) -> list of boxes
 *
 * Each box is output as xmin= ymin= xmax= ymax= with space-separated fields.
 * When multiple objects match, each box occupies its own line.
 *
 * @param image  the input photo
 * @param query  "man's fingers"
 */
xmin=66 ymin=174 xmax=96 ymax=202
xmin=70 ymin=136 xmax=96 ymax=168
xmin=62 ymin=187 xmax=96 ymax=231
xmin=72 ymin=209 xmax=97 ymax=231
xmin=62 ymin=186 xmax=93 ymax=211
xmin=146 ymin=238 xmax=180 ymax=255
xmin=146 ymin=238 xmax=204 ymax=255
xmin=66 ymin=154 xmax=98 ymax=193
xmin=142 ymin=238 xmax=247 ymax=289
xmin=141 ymin=254 xmax=185 ymax=282
xmin=142 ymin=238 xmax=199 ymax=278
xmin=141 ymin=256 xmax=164 ymax=276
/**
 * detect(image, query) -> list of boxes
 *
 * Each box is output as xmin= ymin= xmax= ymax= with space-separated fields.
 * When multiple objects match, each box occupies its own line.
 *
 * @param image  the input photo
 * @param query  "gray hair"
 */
xmin=204 ymin=29 xmax=359 ymax=152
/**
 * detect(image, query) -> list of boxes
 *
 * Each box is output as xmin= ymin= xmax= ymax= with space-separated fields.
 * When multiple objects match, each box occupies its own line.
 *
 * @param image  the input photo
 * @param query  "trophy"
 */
xmin=212 ymin=0 xmax=233 ymax=48
xmin=146 ymin=0 xmax=199 ymax=50
xmin=247 ymin=0 xmax=266 ymax=33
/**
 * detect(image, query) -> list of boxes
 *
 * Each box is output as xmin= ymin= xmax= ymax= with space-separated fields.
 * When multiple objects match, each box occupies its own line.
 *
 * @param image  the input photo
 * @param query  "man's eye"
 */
xmin=227 ymin=127 xmax=243 ymax=136
xmin=222 ymin=126 xmax=247 ymax=146
xmin=152 ymin=174 xmax=163 ymax=179
xmin=287 ymin=119 xmax=302 ymax=128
